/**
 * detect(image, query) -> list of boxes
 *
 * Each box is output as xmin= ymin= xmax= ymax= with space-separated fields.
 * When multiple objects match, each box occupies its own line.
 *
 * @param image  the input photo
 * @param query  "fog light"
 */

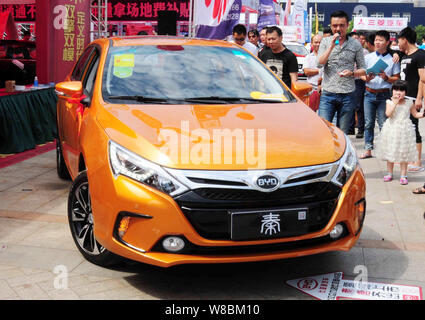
xmin=118 ymin=216 xmax=131 ymax=238
xmin=162 ymin=236 xmax=185 ymax=252
xmin=329 ymin=223 xmax=344 ymax=239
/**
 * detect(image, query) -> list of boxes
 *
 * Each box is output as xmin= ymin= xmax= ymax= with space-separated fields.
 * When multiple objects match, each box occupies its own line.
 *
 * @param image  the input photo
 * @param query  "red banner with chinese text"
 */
xmin=0 ymin=4 xmax=36 ymax=21
xmin=91 ymin=0 xmax=190 ymax=21
xmin=60 ymin=1 xmax=91 ymax=64
xmin=36 ymin=0 xmax=90 ymax=84
xmin=1 ymin=1 xmax=191 ymax=22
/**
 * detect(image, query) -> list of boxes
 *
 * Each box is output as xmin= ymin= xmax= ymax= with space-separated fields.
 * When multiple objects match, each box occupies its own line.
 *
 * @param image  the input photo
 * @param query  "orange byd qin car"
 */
xmin=55 ymin=36 xmax=366 ymax=268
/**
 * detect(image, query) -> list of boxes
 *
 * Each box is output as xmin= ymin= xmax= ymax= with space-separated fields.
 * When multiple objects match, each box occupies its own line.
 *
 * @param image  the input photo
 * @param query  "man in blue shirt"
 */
xmin=359 ymin=30 xmax=401 ymax=159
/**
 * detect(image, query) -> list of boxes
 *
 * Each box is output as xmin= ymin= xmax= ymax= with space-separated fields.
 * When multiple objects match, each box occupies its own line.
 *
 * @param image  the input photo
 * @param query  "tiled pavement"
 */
xmin=1 ymin=128 xmax=425 ymax=300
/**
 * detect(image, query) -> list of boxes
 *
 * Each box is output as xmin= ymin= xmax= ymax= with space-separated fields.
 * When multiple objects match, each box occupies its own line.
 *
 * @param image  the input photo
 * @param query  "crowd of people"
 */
xmin=229 ymin=10 xmax=425 ymax=191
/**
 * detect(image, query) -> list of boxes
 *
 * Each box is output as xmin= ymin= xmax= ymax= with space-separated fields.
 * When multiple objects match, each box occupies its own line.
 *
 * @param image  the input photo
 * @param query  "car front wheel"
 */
xmin=68 ymin=170 xmax=121 ymax=267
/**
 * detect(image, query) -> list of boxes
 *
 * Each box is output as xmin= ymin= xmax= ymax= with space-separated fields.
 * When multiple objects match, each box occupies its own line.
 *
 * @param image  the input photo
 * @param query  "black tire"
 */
xmin=68 ymin=171 xmax=121 ymax=267
xmin=56 ymin=139 xmax=71 ymax=180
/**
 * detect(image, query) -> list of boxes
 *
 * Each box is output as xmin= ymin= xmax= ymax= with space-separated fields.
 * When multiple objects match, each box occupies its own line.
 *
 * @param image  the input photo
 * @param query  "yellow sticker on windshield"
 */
xmin=114 ymin=54 xmax=135 ymax=67
xmin=250 ymin=91 xmax=288 ymax=102
xmin=113 ymin=66 xmax=133 ymax=78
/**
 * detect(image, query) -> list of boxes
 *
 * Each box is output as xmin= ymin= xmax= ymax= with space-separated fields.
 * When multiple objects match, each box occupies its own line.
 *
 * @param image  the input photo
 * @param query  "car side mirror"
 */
xmin=55 ymin=81 xmax=83 ymax=97
xmin=291 ymin=81 xmax=313 ymax=100
xmin=56 ymin=81 xmax=91 ymax=107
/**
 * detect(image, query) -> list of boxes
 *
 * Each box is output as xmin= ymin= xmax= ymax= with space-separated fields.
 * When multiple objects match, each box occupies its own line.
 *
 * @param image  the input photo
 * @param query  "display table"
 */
xmin=0 ymin=87 xmax=58 ymax=154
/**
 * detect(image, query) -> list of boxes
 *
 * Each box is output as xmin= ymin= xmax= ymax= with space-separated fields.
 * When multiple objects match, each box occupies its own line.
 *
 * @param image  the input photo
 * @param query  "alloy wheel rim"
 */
xmin=71 ymin=181 xmax=105 ymax=255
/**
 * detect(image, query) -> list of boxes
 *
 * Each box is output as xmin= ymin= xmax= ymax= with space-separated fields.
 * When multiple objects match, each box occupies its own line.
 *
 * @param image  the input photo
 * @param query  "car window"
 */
xmin=102 ymin=45 xmax=293 ymax=103
xmin=83 ymin=49 xmax=100 ymax=97
xmin=71 ymin=47 xmax=95 ymax=81
xmin=285 ymin=44 xmax=309 ymax=56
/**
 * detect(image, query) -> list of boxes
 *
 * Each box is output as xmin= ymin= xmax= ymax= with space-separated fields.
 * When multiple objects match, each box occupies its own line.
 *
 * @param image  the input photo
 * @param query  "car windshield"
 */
xmin=102 ymin=44 xmax=294 ymax=104
xmin=284 ymin=44 xmax=308 ymax=56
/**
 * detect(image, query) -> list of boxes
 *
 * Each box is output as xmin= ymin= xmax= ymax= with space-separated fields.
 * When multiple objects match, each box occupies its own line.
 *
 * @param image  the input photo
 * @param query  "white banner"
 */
xmin=354 ymin=17 xmax=408 ymax=32
xmin=279 ymin=26 xmax=298 ymax=42
xmin=194 ymin=0 xmax=236 ymax=27
xmin=291 ymin=0 xmax=306 ymax=44
xmin=283 ymin=0 xmax=291 ymax=26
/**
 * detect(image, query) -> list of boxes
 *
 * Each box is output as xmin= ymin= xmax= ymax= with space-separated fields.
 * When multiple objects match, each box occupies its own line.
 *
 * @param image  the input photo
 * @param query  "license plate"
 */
xmin=230 ymin=208 xmax=308 ymax=241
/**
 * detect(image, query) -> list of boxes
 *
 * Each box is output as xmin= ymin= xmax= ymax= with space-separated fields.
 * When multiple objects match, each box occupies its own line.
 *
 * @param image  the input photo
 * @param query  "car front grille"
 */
xmin=174 ymin=182 xmax=341 ymax=240
xmin=192 ymin=181 xmax=334 ymax=202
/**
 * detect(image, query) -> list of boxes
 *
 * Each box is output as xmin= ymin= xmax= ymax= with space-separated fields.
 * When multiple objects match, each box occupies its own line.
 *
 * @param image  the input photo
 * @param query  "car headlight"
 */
xmin=108 ymin=141 xmax=188 ymax=197
xmin=332 ymin=135 xmax=359 ymax=186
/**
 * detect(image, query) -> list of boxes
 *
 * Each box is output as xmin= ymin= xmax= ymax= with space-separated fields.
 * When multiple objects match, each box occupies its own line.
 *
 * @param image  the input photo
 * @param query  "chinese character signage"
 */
xmin=91 ymin=0 xmax=190 ymax=21
xmin=0 ymin=4 xmax=36 ymax=21
xmin=291 ymin=0 xmax=306 ymax=44
xmin=0 ymin=1 xmax=191 ymax=22
xmin=57 ymin=1 xmax=90 ymax=66
xmin=36 ymin=0 xmax=90 ymax=84
xmin=60 ymin=1 xmax=89 ymax=63
xmin=354 ymin=17 xmax=408 ymax=32
xmin=287 ymin=272 xmax=423 ymax=300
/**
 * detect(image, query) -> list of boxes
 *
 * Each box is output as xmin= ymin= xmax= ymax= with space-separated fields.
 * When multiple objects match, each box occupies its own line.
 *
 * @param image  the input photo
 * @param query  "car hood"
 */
xmin=97 ymin=102 xmax=346 ymax=170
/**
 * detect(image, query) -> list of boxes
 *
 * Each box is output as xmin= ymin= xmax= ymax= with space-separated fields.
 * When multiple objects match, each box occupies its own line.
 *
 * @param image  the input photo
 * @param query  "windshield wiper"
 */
xmin=108 ymin=95 xmax=168 ymax=103
xmin=183 ymin=96 xmax=285 ymax=104
xmin=107 ymin=95 xmax=288 ymax=104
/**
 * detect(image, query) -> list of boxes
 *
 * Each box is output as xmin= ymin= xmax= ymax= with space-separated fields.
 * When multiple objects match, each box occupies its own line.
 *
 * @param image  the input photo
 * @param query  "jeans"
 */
xmin=363 ymin=90 xmax=390 ymax=150
xmin=318 ymin=90 xmax=355 ymax=134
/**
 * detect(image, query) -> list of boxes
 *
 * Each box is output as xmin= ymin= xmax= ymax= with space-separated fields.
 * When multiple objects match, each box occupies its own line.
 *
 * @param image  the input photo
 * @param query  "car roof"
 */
xmin=104 ymin=36 xmax=239 ymax=48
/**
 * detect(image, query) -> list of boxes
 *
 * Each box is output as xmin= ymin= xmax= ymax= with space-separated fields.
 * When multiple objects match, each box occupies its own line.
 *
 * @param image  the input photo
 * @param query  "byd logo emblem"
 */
xmin=255 ymin=175 xmax=280 ymax=192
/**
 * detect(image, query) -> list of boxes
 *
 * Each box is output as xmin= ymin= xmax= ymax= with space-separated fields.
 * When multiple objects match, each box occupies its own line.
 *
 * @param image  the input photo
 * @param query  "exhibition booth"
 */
xmin=0 ymin=0 xmax=91 ymax=154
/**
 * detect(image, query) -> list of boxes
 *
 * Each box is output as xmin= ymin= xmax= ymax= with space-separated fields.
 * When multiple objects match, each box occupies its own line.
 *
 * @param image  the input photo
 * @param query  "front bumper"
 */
xmin=89 ymin=164 xmax=366 ymax=268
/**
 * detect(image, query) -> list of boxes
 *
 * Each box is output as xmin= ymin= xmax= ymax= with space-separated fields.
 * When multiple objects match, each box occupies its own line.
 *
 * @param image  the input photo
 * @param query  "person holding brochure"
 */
xmin=359 ymin=30 xmax=400 ymax=159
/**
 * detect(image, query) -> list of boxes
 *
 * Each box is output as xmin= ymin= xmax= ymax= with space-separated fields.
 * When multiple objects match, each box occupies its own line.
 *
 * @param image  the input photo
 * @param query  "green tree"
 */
xmin=347 ymin=20 xmax=354 ymax=34
xmin=415 ymin=25 xmax=425 ymax=45
xmin=311 ymin=21 xmax=323 ymax=36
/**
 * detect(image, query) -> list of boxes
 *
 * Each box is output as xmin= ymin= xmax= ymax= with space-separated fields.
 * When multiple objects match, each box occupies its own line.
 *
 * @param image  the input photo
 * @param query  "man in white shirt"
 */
xmin=303 ymin=34 xmax=323 ymax=111
xmin=359 ymin=30 xmax=400 ymax=159
xmin=304 ymin=34 xmax=323 ymax=87
xmin=231 ymin=24 xmax=258 ymax=56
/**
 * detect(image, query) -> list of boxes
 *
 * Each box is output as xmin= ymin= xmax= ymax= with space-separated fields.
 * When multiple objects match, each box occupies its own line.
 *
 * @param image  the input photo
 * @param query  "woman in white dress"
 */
xmin=376 ymin=80 xmax=424 ymax=185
